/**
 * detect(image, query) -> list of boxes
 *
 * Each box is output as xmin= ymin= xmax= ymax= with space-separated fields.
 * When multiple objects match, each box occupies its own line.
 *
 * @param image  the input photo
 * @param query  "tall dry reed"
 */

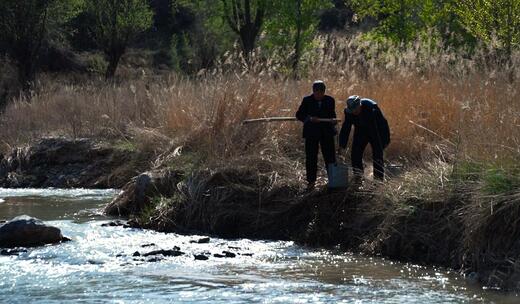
xmin=0 ymin=35 xmax=518 ymax=167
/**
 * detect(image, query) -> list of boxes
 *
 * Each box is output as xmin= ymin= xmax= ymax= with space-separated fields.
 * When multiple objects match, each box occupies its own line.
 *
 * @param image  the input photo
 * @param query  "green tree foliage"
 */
xmin=171 ymin=0 xmax=233 ymax=73
xmin=221 ymin=0 xmax=268 ymax=60
xmin=87 ymin=0 xmax=153 ymax=79
xmin=0 ymin=0 xmax=81 ymax=89
xmin=456 ymin=0 xmax=520 ymax=59
xmin=265 ymin=0 xmax=332 ymax=75
xmin=352 ymin=0 xmax=459 ymax=44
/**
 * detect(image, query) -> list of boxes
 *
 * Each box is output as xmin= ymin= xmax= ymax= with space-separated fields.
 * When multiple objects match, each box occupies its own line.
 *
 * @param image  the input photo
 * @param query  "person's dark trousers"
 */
xmin=305 ymin=136 xmax=336 ymax=183
xmin=351 ymin=132 xmax=385 ymax=180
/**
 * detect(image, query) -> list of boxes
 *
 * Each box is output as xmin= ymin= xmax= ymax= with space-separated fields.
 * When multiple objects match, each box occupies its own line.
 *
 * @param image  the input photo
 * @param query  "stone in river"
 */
xmin=141 ymin=243 xmax=156 ymax=248
xmin=0 ymin=248 xmax=28 ymax=256
xmin=222 ymin=251 xmax=236 ymax=258
xmin=190 ymin=237 xmax=210 ymax=244
xmin=194 ymin=254 xmax=209 ymax=260
xmin=0 ymin=215 xmax=67 ymax=248
xmin=142 ymin=249 xmax=184 ymax=257
xmin=101 ymin=220 xmax=125 ymax=227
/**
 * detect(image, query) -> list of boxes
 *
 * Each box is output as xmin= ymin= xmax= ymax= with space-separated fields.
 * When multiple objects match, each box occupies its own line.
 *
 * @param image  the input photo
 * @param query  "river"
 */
xmin=0 ymin=188 xmax=518 ymax=303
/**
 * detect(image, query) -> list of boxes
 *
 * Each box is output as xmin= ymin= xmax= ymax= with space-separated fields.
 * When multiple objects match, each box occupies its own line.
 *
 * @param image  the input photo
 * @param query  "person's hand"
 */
xmin=310 ymin=116 xmax=320 ymax=123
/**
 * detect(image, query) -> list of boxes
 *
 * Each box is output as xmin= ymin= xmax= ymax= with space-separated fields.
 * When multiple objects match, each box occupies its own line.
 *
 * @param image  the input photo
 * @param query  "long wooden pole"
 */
xmin=242 ymin=117 xmax=341 ymax=125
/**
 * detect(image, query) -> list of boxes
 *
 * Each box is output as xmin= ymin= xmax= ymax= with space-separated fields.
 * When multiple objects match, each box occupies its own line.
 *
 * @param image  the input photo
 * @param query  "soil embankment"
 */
xmin=4 ymin=138 xmax=520 ymax=291
xmin=105 ymin=166 xmax=520 ymax=292
xmin=0 ymin=138 xmax=146 ymax=189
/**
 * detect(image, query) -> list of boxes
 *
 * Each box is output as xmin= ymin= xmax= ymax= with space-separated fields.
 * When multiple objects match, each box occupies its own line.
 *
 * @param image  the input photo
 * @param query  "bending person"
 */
xmin=338 ymin=95 xmax=390 ymax=181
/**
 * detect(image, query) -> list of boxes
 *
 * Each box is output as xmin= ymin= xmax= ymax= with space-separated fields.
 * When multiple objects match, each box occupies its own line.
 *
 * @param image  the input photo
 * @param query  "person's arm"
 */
xmin=296 ymin=98 xmax=310 ymax=123
xmin=374 ymin=108 xmax=391 ymax=148
xmin=339 ymin=110 xmax=353 ymax=148
xmin=330 ymin=97 xmax=337 ymax=123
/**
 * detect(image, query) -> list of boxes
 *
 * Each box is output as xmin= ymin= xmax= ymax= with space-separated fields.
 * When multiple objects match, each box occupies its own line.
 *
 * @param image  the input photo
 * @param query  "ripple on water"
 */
xmin=0 ymin=189 xmax=517 ymax=303
xmin=0 ymin=188 xmax=119 ymax=201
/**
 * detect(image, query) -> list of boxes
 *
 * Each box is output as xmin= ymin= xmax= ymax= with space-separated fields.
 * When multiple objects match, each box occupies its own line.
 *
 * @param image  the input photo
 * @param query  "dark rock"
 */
xmin=0 ymin=138 xmax=141 ymax=189
xmin=0 ymin=248 xmax=28 ymax=256
xmin=147 ymin=257 xmax=163 ymax=263
xmin=142 ymin=249 xmax=184 ymax=257
xmin=116 ymin=253 xmax=124 ymax=258
xmin=61 ymin=237 xmax=72 ymax=242
xmin=123 ymin=219 xmax=141 ymax=229
xmin=101 ymin=220 xmax=125 ymax=227
xmin=222 ymin=251 xmax=236 ymax=258
xmin=228 ymin=246 xmax=241 ymax=250
xmin=190 ymin=237 xmax=210 ymax=244
xmin=239 ymin=253 xmax=254 ymax=257
xmin=0 ymin=215 xmax=65 ymax=248
xmin=104 ymin=169 xmax=182 ymax=216
xmin=194 ymin=254 xmax=209 ymax=261
xmin=213 ymin=253 xmax=226 ymax=258
xmin=141 ymin=243 xmax=156 ymax=248
xmin=132 ymin=251 xmax=141 ymax=257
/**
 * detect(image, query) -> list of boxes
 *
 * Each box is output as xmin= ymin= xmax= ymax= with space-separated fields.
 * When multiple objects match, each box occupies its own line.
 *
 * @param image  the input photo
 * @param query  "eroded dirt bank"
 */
xmin=3 ymin=138 xmax=520 ymax=291
xmin=0 ymin=138 xmax=148 ymax=188
xmin=105 ymin=165 xmax=520 ymax=291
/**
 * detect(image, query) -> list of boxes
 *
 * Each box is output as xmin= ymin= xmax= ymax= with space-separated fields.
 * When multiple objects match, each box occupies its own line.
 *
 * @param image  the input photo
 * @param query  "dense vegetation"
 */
xmin=1 ymin=1 xmax=518 ymax=91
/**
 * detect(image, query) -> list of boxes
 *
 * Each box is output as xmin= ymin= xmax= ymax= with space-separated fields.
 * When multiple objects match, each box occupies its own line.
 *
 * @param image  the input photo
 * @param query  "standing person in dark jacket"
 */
xmin=296 ymin=81 xmax=337 ymax=190
xmin=338 ymin=95 xmax=390 ymax=181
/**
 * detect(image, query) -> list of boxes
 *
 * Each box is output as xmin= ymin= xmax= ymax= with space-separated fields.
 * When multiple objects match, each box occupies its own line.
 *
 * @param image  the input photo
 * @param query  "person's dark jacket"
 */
xmin=339 ymin=98 xmax=390 ymax=148
xmin=296 ymin=94 xmax=337 ymax=139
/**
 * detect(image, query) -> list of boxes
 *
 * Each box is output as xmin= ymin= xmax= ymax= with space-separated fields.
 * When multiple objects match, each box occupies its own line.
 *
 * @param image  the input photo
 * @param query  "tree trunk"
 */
xmin=105 ymin=52 xmax=123 ymax=79
xmin=17 ymin=55 xmax=36 ymax=92
xmin=292 ymin=0 xmax=303 ymax=77
xmin=240 ymin=26 xmax=257 ymax=60
xmin=222 ymin=0 xmax=265 ymax=63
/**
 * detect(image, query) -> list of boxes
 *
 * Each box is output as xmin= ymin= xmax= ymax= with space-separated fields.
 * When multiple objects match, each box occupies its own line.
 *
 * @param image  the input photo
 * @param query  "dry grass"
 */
xmin=1 ymin=34 xmax=518 ymax=167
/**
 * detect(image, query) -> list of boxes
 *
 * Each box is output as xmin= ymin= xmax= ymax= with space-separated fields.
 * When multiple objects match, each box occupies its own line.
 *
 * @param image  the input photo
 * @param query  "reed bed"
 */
xmin=1 ymin=35 xmax=518 ymax=164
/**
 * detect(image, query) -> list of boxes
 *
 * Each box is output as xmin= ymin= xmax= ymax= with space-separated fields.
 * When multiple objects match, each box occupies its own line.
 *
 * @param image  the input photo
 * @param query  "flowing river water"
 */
xmin=0 ymin=188 xmax=519 ymax=303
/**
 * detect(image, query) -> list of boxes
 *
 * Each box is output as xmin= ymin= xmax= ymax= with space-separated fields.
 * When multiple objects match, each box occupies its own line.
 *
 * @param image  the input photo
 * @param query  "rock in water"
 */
xmin=222 ymin=251 xmax=236 ymax=258
xmin=190 ymin=237 xmax=210 ymax=244
xmin=142 ymin=249 xmax=184 ymax=257
xmin=104 ymin=169 xmax=182 ymax=216
xmin=0 ymin=248 xmax=28 ymax=256
xmin=194 ymin=254 xmax=209 ymax=261
xmin=0 ymin=215 xmax=66 ymax=248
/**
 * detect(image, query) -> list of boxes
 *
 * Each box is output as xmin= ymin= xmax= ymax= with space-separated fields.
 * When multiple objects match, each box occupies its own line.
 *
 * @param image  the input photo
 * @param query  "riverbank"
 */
xmin=2 ymin=133 xmax=520 ymax=291
xmin=98 ymin=148 xmax=520 ymax=291
xmin=0 ymin=137 xmax=151 ymax=189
